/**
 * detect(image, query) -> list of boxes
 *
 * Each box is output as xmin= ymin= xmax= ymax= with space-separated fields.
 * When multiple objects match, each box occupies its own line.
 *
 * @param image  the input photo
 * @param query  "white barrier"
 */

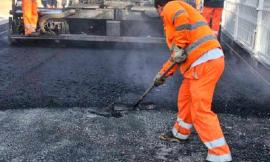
xmin=222 ymin=0 xmax=270 ymax=66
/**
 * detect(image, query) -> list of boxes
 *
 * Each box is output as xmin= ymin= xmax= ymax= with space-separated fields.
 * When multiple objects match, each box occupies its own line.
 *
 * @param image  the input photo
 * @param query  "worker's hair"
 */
xmin=154 ymin=0 xmax=174 ymax=8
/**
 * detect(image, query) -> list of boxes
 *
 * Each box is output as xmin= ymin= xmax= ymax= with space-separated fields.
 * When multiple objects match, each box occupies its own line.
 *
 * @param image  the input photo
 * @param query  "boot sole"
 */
xmin=159 ymin=134 xmax=182 ymax=142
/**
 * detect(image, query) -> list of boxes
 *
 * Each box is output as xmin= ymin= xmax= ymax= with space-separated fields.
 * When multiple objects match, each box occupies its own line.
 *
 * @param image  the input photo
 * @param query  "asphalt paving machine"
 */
xmin=8 ymin=0 xmax=165 ymax=44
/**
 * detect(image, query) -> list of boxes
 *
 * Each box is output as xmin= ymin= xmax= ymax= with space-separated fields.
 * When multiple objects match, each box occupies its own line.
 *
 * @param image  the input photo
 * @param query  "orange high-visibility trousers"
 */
xmin=195 ymin=0 xmax=202 ymax=11
xmin=172 ymin=57 xmax=232 ymax=162
xmin=22 ymin=0 xmax=38 ymax=35
xmin=202 ymin=7 xmax=223 ymax=33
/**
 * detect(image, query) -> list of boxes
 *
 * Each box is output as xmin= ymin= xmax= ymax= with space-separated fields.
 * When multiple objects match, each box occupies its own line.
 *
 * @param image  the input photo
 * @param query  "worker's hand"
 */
xmin=153 ymin=73 xmax=166 ymax=87
xmin=170 ymin=46 xmax=186 ymax=63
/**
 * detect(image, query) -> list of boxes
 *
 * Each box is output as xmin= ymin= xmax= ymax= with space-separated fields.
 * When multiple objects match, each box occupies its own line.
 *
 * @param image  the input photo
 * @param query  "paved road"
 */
xmin=0 ymin=30 xmax=269 ymax=116
xmin=0 ymin=33 xmax=179 ymax=110
xmin=0 ymin=27 xmax=269 ymax=161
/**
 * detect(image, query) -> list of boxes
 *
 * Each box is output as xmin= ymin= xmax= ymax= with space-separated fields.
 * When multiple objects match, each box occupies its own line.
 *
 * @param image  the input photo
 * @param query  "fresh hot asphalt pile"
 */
xmin=0 ymin=31 xmax=269 ymax=161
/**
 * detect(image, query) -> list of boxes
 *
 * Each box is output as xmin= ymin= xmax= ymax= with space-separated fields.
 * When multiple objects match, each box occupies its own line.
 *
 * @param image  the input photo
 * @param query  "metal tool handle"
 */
xmin=133 ymin=61 xmax=178 ymax=109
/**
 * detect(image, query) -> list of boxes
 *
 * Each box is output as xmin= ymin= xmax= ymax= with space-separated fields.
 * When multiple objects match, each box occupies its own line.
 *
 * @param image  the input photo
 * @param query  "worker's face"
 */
xmin=156 ymin=5 xmax=163 ymax=17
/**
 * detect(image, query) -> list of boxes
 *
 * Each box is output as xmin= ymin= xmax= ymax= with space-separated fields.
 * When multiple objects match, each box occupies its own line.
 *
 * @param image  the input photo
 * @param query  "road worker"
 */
xmin=153 ymin=0 xmax=232 ymax=161
xmin=22 ymin=0 xmax=38 ymax=36
xmin=202 ymin=0 xmax=225 ymax=35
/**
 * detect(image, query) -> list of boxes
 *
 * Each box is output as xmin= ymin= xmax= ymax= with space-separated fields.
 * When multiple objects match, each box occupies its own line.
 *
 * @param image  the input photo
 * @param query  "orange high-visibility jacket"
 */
xmin=160 ymin=0 xmax=221 ymax=74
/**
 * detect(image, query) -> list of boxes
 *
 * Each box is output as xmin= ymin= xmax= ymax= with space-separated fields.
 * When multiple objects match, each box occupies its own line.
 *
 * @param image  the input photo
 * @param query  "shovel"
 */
xmin=132 ymin=61 xmax=178 ymax=109
xmin=108 ymin=61 xmax=178 ymax=116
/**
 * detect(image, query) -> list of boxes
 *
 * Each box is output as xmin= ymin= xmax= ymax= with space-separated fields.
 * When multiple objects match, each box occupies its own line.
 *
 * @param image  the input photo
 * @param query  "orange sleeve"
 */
xmin=158 ymin=2 xmax=190 ymax=77
xmin=163 ymin=2 xmax=190 ymax=49
xmin=159 ymin=59 xmax=179 ymax=77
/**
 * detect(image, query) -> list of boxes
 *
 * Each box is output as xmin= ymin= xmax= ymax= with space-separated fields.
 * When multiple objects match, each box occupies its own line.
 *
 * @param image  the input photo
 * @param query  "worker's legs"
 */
xmin=195 ymin=0 xmax=202 ymax=11
xmin=22 ymin=0 xmax=33 ymax=35
xmin=212 ymin=8 xmax=223 ymax=33
xmin=31 ymin=0 xmax=38 ymax=30
xmin=187 ymin=57 xmax=232 ymax=162
xmin=172 ymin=79 xmax=193 ymax=140
xmin=22 ymin=0 xmax=37 ymax=35
xmin=202 ymin=7 xmax=214 ymax=26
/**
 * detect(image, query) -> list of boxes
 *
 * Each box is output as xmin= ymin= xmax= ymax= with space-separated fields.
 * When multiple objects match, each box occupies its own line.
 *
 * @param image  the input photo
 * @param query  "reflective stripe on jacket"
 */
xmin=161 ymin=0 xmax=221 ymax=73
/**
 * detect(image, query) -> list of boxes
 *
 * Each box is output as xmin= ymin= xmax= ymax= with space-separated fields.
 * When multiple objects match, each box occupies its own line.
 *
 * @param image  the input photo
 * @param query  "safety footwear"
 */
xmin=159 ymin=131 xmax=187 ymax=142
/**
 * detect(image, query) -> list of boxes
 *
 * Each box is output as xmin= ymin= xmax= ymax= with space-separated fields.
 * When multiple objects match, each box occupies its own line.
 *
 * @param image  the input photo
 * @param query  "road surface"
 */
xmin=0 ymin=26 xmax=269 ymax=161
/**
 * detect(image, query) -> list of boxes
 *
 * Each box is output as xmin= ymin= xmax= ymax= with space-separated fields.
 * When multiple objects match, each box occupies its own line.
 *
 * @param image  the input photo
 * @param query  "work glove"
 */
xmin=170 ymin=46 xmax=186 ymax=63
xmin=153 ymin=73 xmax=166 ymax=87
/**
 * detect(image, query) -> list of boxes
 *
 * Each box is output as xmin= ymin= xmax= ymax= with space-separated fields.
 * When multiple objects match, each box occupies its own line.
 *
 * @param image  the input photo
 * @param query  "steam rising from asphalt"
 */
xmin=102 ymin=17 xmax=270 ymax=116
xmin=218 ymin=50 xmax=270 ymax=107
xmin=1 ymin=8 xmax=269 ymax=117
xmin=107 ymin=16 xmax=180 ymax=106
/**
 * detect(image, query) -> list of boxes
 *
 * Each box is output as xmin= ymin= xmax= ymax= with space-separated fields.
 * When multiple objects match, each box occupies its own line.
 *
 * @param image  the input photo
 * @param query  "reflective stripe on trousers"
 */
xmin=205 ymin=137 xmax=227 ymax=149
xmin=176 ymin=117 xmax=192 ymax=129
xmin=178 ymin=57 xmax=231 ymax=161
xmin=207 ymin=153 xmax=232 ymax=162
xmin=205 ymin=137 xmax=232 ymax=161
xmin=172 ymin=117 xmax=192 ymax=140
xmin=172 ymin=127 xmax=189 ymax=140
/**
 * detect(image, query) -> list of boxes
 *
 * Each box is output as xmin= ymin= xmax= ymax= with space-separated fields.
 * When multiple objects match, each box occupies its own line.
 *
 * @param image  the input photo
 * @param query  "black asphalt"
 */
xmin=0 ymin=35 xmax=269 ymax=116
xmin=0 ymin=27 xmax=269 ymax=161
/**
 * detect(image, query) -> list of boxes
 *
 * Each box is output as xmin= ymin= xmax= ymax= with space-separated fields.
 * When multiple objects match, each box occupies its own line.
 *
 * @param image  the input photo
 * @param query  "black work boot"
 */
xmin=159 ymin=131 xmax=187 ymax=142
